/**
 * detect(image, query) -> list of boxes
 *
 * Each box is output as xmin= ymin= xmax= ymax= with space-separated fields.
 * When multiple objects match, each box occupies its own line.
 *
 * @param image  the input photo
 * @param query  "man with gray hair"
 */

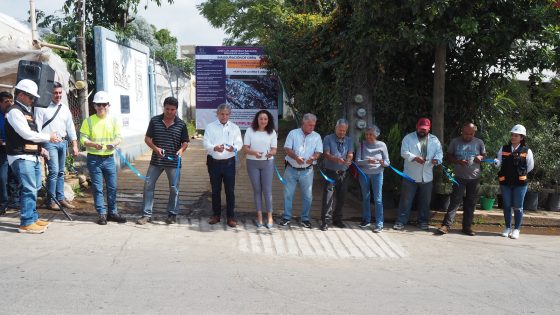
xmin=319 ymin=118 xmax=353 ymax=231
xmin=279 ymin=113 xmax=323 ymax=228
xmin=203 ymin=104 xmax=243 ymax=228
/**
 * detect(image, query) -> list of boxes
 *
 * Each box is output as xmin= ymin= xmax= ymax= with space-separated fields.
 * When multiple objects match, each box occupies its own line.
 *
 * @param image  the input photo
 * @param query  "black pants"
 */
xmin=321 ymin=169 xmax=349 ymax=224
xmin=442 ymin=178 xmax=480 ymax=228
xmin=207 ymin=156 xmax=236 ymax=218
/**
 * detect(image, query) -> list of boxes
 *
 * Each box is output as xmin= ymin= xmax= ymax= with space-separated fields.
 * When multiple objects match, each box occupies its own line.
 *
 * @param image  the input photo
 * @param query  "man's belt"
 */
xmin=289 ymin=164 xmax=312 ymax=171
xmin=210 ymin=156 xmax=235 ymax=164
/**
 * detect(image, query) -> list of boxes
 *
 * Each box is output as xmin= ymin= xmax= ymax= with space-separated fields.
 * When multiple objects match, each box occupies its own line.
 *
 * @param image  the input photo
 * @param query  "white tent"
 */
xmin=0 ymin=12 xmax=70 ymax=94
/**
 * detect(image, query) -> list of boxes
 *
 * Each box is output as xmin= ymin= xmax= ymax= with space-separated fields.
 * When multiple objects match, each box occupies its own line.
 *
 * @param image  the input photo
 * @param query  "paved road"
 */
xmin=1 ymin=214 xmax=559 ymax=314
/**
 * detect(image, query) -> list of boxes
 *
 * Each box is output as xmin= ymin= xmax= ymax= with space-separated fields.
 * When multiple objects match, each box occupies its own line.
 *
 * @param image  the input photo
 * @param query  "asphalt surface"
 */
xmin=0 ymin=214 xmax=558 ymax=314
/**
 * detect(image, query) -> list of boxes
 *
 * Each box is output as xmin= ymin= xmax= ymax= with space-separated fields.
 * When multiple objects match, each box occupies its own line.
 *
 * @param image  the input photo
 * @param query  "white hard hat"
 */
xmin=510 ymin=124 xmax=526 ymax=136
xmin=93 ymin=91 xmax=110 ymax=103
xmin=15 ymin=79 xmax=40 ymax=98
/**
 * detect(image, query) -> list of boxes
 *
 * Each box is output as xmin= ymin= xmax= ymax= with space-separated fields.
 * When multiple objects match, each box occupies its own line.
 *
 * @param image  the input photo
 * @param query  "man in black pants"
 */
xmin=436 ymin=123 xmax=486 ymax=236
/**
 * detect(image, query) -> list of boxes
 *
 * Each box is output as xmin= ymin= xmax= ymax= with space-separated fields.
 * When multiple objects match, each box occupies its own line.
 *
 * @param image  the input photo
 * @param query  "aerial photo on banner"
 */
xmin=195 ymin=46 xmax=279 ymax=129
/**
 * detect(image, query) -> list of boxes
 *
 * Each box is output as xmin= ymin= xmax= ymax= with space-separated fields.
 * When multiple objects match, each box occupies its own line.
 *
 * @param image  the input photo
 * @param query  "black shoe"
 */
xmin=107 ymin=213 xmax=127 ymax=223
xmin=320 ymin=222 xmax=328 ymax=231
xmin=278 ymin=218 xmax=290 ymax=226
xmin=165 ymin=214 xmax=177 ymax=224
xmin=97 ymin=215 xmax=107 ymax=225
xmin=358 ymin=221 xmax=371 ymax=228
xmin=332 ymin=221 xmax=346 ymax=228
xmin=301 ymin=220 xmax=312 ymax=229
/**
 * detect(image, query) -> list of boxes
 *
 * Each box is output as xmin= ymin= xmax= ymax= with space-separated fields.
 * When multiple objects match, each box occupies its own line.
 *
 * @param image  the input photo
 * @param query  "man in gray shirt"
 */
xmin=320 ymin=119 xmax=353 ymax=231
xmin=437 ymin=123 xmax=486 ymax=236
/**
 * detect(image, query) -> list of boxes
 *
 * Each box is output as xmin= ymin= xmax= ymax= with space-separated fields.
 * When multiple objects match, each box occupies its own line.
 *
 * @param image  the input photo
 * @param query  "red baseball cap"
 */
xmin=417 ymin=118 xmax=431 ymax=131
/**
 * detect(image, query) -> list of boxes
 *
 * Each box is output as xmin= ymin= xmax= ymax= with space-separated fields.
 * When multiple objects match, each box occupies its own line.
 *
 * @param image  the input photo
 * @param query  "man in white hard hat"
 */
xmin=6 ymin=79 xmax=61 ymax=233
xmin=35 ymin=82 xmax=79 ymax=210
xmin=79 ymin=91 xmax=126 ymax=225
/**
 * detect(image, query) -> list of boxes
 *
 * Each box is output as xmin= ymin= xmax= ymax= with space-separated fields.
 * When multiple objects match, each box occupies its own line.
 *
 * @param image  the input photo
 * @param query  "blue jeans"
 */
xmin=500 ymin=185 xmax=528 ymax=229
xmin=43 ymin=141 xmax=67 ymax=203
xmin=142 ymin=164 xmax=180 ymax=216
xmin=207 ymin=156 xmax=236 ymax=218
xmin=282 ymin=166 xmax=314 ymax=221
xmin=87 ymin=155 xmax=117 ymax=215
xmin=395 ymin=180 xmax=433 ymax=225
xmin=359 ymin=172 xmax=384 ymax=228
xmin=0 ymin=152 xmax=9 ymax=211
xmin=10 ymin=159 xmax=41 ymax=226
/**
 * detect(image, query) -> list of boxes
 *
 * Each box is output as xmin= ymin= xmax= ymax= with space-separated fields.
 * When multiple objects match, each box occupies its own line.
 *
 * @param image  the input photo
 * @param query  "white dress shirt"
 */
xmin=401 ymin=132 xmax=443 ymax=183
xmin=35 ymin=101 xmax=78 ymax=140
xmin=6 ymin=102 xmax=50 ymax=165
xmin=283 ymin=128 xmax=323 ymax=168
xmin=203 ymin=120 xmax=243 ymax=160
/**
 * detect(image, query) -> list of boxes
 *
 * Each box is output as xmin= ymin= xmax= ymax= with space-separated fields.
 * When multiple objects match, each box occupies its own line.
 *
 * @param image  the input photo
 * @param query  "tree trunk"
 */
xmin=76 ymin=0 xmax=89 ymax=119
xmin=432 ymin=42 xmax=446 ymax=144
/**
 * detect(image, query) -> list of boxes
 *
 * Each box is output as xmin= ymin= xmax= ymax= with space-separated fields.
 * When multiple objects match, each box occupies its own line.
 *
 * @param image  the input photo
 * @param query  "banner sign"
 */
xmin=195 ymin=46 xmax=279 ymax=129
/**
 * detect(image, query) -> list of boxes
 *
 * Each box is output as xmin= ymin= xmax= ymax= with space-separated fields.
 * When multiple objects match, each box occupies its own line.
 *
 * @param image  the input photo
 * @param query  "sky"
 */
xmin=1 ymin=0 xmax=227 ymax=46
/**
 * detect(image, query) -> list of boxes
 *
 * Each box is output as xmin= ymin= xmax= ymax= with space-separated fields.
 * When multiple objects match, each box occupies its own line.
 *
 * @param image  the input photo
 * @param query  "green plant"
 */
xmin=479 ymin=184 xmax=499 ymax=199
xmin=186 ymin=120 xmax=197 ymax=138
xmin=384 ymin=123 xmax=402 ymax=193
xmin=72 ymin=184 xmax=84 ymax=198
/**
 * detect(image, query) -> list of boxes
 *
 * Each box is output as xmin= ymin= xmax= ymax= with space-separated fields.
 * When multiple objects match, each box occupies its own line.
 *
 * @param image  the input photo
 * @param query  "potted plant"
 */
xmin=479 ymin=184 xmax=499 ymax=210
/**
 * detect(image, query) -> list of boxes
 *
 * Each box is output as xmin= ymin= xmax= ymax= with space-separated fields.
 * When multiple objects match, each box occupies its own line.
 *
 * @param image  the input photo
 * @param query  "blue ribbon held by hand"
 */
xmin=319 ymin=168 xmax=336 ymax=184
xmin=351 ymin=161 xmax=369 ymax=184
xmin=113 ymin=147 xmax=149 ymax=181
xmin=440 ymin=163 xmax=460 ymax=186
xmin=274 ymin=164 xmax=286 ymax=185
xmin=389 ymin=165 xmax=416 ymax=183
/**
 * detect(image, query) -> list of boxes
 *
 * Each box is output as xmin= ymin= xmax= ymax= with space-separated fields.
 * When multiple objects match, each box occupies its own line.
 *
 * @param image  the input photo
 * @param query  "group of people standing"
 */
xmin=202 ymin=105 xmax=534 ymax=239
xmin=1 ymin=78 xmax=535 ymax=240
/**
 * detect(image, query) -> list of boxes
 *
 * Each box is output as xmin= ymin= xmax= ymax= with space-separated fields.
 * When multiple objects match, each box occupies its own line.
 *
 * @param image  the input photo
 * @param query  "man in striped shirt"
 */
xmin=136 ymin=97 xmax=189 ymax=225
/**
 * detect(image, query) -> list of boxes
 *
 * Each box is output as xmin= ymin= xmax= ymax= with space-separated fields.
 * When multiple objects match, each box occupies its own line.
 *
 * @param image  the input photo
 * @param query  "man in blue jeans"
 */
xmin=280 ymin=113 xmax=323 ymax=229
xmin=393 ymin=118 xmax=443 ymax=231
xmin=6 ymin=79 xmax=62 ymax=233
xmin=136 ymin=97 xmax=189 ymax=225
xmin=35 ymin=82 xmax=79 ymax=210
xmin=79 ymin=91 xmax=126 ymax=225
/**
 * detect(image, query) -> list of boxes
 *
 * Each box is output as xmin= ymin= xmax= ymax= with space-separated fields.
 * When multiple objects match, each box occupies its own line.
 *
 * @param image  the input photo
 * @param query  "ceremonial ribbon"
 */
xmin=172 ymin=155 xmax=182 ymax=193
xmin=389 ymin=165 xmax=416 ymax=183
xmin=481 ymin=159 xmax=497 ymax=163
xmin=440 ymin=163 xmax=460 ymax=186
xmin=274 ymin=164 xmax=286 ymax=185
xmin=319 ymin=168 xmax=336 ymax=184
xmin=113 ymin=147 xmax=149 ymax=181
xmin=351 ymin=161 xmax=369 ymax=184
xmin=224 ymin=144 xmax=238 ymax=162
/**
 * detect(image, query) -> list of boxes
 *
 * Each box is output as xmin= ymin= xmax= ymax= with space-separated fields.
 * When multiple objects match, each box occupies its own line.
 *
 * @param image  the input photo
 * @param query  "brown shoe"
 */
xmin=47 ymin=203 xmax=60 ymax=210
xmin=18 ymin=223 xmax=46 ymax=234
xmin=462 ymin=227 xmax=476 ymax=236
xmin=208 ymin=215 xmax=221 ymax=225
xmin=227 ymin=218 xmax=237 ymax=228
xmin=59 ymin=200 xmax=76 ymax=209
xmin=436 ymin=225 xmax=449 ymax=235
xmin=35 ymin=220 xmax=51 ymax=228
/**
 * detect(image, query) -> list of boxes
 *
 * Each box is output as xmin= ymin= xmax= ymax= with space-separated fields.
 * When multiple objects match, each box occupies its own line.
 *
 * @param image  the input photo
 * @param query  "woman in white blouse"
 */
xmin=243 ymin=110 xmax=277 ymax=228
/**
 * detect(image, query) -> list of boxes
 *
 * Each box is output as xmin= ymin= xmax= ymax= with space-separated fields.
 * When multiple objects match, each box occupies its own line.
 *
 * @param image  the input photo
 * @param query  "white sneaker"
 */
xmin=501 ymin=228 xmax=511 ymax=237
xmin=510 ymin=229 xmax=520 ymax=239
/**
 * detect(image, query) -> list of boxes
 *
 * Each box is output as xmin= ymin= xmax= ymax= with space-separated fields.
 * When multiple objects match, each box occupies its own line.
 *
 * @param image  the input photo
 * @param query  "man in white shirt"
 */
xmin=35 ymin=82 xmax=78 ymax=210
xmin=6 ymin=79 xmax=61 ymax=233
xmin=279 ymin=113 xmax=323 ymax=228
xmin=393 ymin=118 xmax=443 ymax=231
xmin=203 ymin=104 xmax=243 ymax=228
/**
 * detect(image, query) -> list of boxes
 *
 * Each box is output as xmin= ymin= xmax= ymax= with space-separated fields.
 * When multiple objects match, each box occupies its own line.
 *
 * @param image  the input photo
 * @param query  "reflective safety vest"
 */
xmin=79 ymin=114 xmax=120 ymax=156
xmin=498 ymin=144 xmax=529 ymax=186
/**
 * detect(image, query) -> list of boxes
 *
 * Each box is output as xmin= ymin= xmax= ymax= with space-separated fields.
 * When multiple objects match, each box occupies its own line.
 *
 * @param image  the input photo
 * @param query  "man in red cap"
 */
xmin=393 ymin=118 xmax=443 ymax=231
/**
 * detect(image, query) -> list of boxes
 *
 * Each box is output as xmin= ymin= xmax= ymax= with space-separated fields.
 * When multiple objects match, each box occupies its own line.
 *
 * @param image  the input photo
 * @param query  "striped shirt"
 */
xmin=146 ymin=114 xmax=189 ymax=167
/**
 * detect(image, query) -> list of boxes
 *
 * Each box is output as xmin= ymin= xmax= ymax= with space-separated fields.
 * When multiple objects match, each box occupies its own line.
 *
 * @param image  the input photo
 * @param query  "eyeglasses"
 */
xmin=95 ymin=103 xmax=109 ymax=107
xmin=24 ymin=92 xmax=36 ymax=100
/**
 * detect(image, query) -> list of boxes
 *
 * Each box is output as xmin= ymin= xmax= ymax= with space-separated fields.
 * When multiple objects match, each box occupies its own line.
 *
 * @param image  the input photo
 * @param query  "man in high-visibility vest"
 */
xmin=79 ymin=91 xmax=126 ymax=225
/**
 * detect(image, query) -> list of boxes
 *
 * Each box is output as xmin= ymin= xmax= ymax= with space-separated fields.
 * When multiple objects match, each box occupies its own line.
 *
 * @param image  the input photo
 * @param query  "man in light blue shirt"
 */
xmin=279 ymin=113 xmax=323 ymax=228
xmin=393 ymin=118 xmax=443 ymax=231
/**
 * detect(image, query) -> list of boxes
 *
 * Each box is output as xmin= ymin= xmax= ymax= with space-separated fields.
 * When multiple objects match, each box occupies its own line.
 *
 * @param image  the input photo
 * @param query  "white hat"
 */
xmin=510 ymin=124 xmax=526 ymax=136
xmin=93 ymin=91 xmax=110 ymax=103
xmin=15 ymin=79 xmax=40 ymax=98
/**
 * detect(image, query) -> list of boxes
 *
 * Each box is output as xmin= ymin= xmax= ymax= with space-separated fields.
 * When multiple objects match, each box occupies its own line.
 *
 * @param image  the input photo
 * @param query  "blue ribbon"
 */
xmin=351 ymin=161 xmax=369 ymax=183
xmin=113 ymin=147 xmax=149 ymax=181
xmin=274 ymin=164 xmax=286 ymax=185
xmin=319 ymin=168 xmax=336 ymax=184
xmin=171 ymin=155 xmax=182 ymax=192
xmin=225 ymin=144 xmax=238 ymax=162
xmin=389 ymin=165 xmax=416 ymax=183
xmin=440 ymin=163 xmax=460 ymax=186
xmin=481 ymin=159 xmax=496 ymax=163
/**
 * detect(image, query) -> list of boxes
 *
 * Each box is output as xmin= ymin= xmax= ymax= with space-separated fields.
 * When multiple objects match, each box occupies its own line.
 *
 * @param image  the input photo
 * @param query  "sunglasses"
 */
xmin=95 ymin=103 xmax=109 ymax=107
